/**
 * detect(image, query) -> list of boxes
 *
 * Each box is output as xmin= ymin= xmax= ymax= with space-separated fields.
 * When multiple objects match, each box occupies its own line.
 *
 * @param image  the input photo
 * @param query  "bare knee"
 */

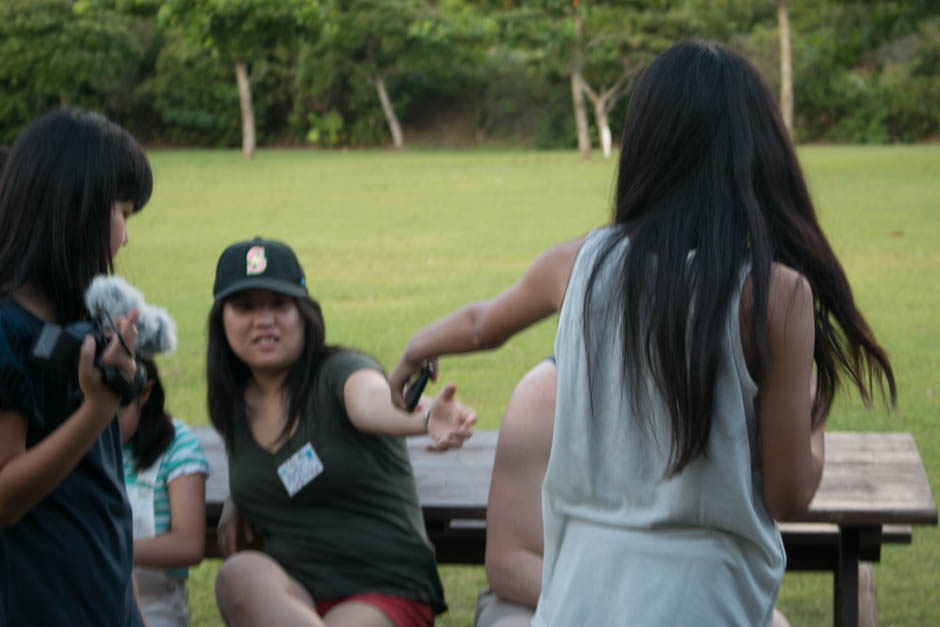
xmin=215 ymin=551 xmax=289 ymax=625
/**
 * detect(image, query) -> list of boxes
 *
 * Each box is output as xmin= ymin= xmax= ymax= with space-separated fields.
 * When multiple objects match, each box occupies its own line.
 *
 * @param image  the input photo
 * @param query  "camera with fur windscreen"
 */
xmin=30 ymin=276 xmax=177 ymax=405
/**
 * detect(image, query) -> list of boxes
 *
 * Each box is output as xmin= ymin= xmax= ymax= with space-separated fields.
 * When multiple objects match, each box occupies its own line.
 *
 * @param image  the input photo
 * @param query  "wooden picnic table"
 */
xmin=196 ymin=428 xmax=936 ymax=627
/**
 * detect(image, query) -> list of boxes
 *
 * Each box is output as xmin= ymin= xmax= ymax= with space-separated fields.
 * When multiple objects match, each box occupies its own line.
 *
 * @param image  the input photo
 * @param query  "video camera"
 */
xmin=29 ymin=276 xmax=177 ymax=405
xmin=30 ymin=317 xmax=145 ymax=404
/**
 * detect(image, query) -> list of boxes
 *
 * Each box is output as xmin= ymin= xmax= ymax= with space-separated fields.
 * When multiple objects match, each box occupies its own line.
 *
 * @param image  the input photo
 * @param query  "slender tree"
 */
xmin=485 ymin=0 xmax=594 ymax=157
xmin=579 ymin=70 xmax=631 ymax=159
xmin=777 ymin=0 xmax=793 ymax=135
xmin=308 ymin=0 xmax=466 ymax=150
xmin=161 ymin=0 xmax=322 ymax=158
xmin=570 ymin=6 xmax=591 ymax=159
xmin=576 ymin=2 xmax=693 ymax=158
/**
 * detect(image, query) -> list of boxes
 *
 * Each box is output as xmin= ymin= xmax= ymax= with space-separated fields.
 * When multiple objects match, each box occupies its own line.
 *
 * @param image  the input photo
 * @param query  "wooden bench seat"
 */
xmin=779 ymin=522 xmax=912 ymax=570
xmin=423 ymin=519 xmax=914 ymax=568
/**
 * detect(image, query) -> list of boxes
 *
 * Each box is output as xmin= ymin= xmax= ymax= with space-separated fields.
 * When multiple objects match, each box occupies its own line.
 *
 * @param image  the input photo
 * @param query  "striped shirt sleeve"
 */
xmin=161 ymin=420 xmax=210 ymax=483
xmin=153 ymin=420 xmax=209 ymax=538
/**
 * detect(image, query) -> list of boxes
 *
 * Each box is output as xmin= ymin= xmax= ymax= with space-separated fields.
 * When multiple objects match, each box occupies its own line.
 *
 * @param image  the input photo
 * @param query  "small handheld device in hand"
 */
xmin=405 ymin=364 xmax=435 ymax=412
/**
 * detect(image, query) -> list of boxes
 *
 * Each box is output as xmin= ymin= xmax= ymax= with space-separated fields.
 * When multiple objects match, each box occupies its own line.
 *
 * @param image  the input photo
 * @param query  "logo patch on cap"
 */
xmin=245 ymin=246 xmax=267 ymax=275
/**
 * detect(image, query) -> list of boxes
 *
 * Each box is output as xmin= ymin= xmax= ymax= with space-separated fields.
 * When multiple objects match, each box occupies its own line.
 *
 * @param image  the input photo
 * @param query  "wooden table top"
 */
xmin=197 ymin=428 xmax=937 ymax=528
xmin=799 ymin=432 xmax=936 ymax=525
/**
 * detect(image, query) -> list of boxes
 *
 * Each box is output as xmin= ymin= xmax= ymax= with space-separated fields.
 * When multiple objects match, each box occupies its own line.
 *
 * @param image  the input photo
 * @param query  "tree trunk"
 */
xmin=593 ymin=100 xmax=612 ymax=159
xmin=581 ymin=65 xmax=637 ymax=160
xmin=582 ymin=83 xmax=612 ymax=159
xmin=234 ymin=61 xmax=256 ymax=160
xmin=374 ymin=72 xmax=404 ymax=150
xmin=570 ymin=12 xmax=591 ymax=160
xmin=778 ymin=0 xmax=793 ymax=137
xmin=571 ymin=73 xmax=591 ymax=160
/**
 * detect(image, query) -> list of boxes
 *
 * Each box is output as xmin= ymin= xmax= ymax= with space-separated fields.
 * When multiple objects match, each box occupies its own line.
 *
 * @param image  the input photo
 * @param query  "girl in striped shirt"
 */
xmin=120 ymin=357 xmax=210 ymax=626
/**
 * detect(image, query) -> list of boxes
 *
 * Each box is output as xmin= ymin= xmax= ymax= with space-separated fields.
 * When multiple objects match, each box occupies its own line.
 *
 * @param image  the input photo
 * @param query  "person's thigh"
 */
xmin=323 ymin=601 xmax=396 ymax=627
xmin=215 ymin=550 xmax=321 ymax=627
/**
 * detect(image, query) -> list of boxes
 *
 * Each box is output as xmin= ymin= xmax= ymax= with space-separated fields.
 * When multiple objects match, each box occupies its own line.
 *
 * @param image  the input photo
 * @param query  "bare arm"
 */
xmin=754 ymin=265 xmax=824 ymax=520
xmin=0 ymin=312 xmax=140 ymax=527
xmin=390 ymin=238 xmax=582 ymax=408
xmin=344 ymin=370 xmax=476 ymax=451
xmin=485 ymin=360 xmax=556 ymax=607
xmin=133 ymin=473 xmax=206 ymax=569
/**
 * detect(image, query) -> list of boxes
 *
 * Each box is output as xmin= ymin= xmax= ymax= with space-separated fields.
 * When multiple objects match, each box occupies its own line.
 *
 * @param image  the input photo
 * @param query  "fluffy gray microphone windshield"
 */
xmin=84 ymin=275 xmax=178 ymax=357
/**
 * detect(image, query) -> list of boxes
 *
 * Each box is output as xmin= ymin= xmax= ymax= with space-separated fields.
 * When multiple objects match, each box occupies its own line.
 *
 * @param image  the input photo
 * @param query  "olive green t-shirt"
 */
xmin=229 ymin=351 xmax=446 ymax=613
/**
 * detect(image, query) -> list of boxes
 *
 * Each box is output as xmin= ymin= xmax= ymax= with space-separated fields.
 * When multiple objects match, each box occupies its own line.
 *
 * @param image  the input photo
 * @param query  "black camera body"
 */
xmin=30 ymin=321 xmax=146 ymax=405
xmin=31 ymin=321 xmax=104 ymax=379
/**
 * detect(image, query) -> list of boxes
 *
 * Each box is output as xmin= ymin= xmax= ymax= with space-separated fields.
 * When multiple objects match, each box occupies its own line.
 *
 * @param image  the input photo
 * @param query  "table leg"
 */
xmin=834 ymin=526 xmax=860 ymax=627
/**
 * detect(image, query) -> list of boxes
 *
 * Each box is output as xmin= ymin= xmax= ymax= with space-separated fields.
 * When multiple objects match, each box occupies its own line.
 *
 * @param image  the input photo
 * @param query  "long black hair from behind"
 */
xmin=126 ymin=357 xmax=176 ymax=472
xmin=582 ymin=41 xmax=895 ymax=476
xmin=0 ymin=108 xmax=152 ymax=322
xmin=207 ymin=294 xmax=342 ymax=453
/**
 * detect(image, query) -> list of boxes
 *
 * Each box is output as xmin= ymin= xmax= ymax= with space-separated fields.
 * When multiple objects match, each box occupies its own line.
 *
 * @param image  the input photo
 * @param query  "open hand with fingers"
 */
xmin=421 ymin=383 xmax=477 ymax=452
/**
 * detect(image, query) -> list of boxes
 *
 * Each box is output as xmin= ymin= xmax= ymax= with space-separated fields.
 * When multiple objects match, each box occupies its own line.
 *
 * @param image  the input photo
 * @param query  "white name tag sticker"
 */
xmin=276 ymin=442 xmax=324 ymax=497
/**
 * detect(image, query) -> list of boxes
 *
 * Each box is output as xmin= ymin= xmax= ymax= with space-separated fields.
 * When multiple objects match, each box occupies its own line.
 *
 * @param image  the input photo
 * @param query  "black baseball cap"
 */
xmin=213 ymin=237 xmax=308 ymax=301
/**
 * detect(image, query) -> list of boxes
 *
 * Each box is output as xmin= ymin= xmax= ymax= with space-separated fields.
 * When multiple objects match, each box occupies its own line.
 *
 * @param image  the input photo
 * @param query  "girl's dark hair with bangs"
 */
xmin=126 ymin=357 xmax=176 ymax=472
xmin=0 ymin=108 xmax=152 ymax=322
xmin=583 ymin=41 xmax=895 ymax=476
xmin=206 ymin=295 xmax=342 ymax=452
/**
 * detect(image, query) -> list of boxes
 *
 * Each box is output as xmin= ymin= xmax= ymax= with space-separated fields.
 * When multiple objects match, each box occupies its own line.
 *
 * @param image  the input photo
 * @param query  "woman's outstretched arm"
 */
xmin=344 ymin=369 xmax=476 ymax=451
xmin=389 ymin=238 xmax=583 ymax=409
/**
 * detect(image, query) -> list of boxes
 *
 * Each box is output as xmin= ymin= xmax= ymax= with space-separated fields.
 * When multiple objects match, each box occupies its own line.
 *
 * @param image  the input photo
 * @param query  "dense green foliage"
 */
xmin=0 ymin=0 xmax=937 ymax=146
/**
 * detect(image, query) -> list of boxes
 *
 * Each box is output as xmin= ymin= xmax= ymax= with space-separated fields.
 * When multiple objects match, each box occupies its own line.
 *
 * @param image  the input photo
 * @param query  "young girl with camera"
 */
xmin=0 ymin=108 xmax=153 ymax=625
xmin=390 ymin=42 xmax=896 ymax=625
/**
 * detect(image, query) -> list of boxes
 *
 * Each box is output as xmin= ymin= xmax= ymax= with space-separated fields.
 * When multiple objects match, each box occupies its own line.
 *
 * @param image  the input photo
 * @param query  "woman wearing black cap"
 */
xmin=206 ymin=237 xmax=475 ymax=627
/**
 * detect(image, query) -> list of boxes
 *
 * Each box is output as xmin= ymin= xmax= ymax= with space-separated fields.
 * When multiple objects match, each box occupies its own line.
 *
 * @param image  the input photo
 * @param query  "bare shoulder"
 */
xmin=532 ymin=237 xmax=584 ymax=276
xmin=740 ymin=263 xmax=813 ymax=376
xmin=529 ymin=236 xmax=585 ymax=309
xmin=550 ymin=236 xmax=586 ymax=260
xmin=766 ymin=263 xmax=813 ymax=329
xmin=741 ymin=263 xmax=812 ymax=315
xmin=504 ymin=361 xmax=556 ymax=430
xmin=496 ymin=360 xmax=556 ymax=463
xmin=769 ymin=263 xmax=811 ymax=297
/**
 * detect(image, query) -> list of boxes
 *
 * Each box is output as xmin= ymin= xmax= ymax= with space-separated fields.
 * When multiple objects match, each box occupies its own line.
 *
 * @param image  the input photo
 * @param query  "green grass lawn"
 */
xmin=117 ymin=145 xmax=939 ymax=626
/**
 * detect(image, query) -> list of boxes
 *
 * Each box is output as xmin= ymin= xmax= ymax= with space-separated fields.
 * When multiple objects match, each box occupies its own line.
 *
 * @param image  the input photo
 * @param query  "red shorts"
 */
xmin=315 ymin=593 xmax=433 ymax=627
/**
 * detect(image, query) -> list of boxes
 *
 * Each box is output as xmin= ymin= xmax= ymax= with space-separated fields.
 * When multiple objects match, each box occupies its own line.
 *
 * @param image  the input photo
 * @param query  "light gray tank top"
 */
xmin=535 ymin=227 xmax=785 ymax=627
